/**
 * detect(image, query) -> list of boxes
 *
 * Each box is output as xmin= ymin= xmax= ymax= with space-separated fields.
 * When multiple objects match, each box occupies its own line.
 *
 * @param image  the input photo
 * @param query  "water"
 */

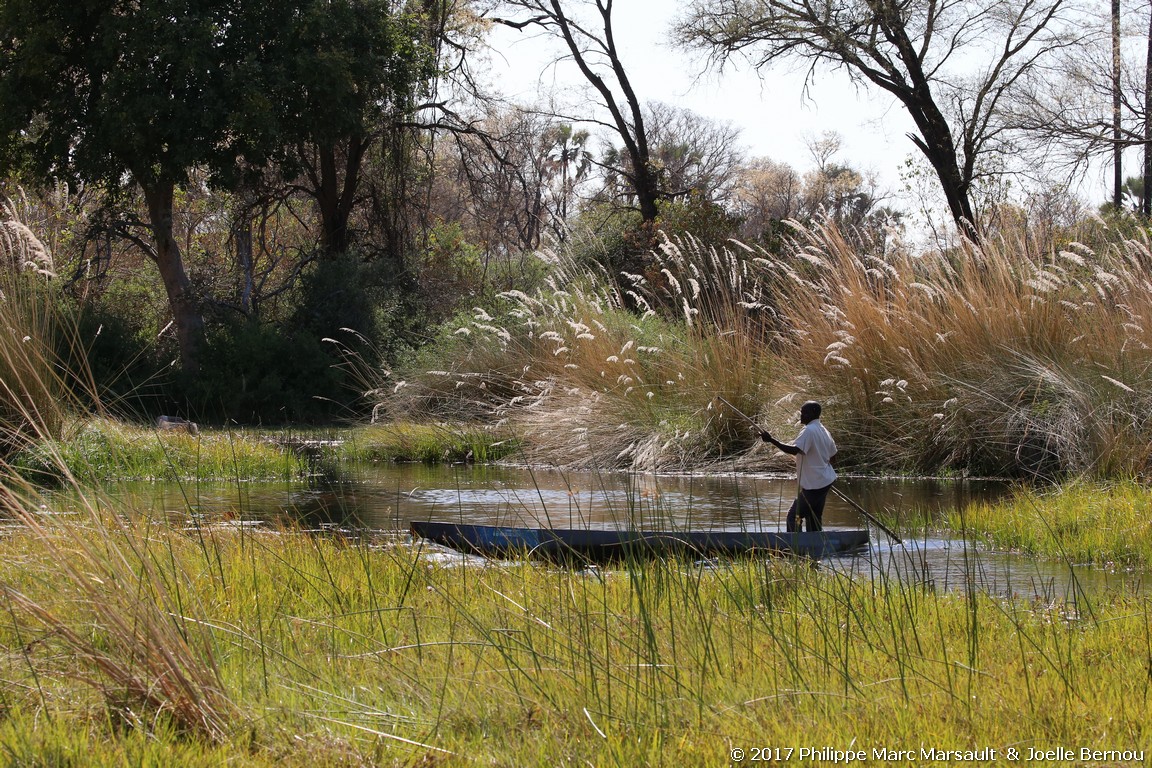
xmin=92 ymin=462 xmax=1144 ymax=599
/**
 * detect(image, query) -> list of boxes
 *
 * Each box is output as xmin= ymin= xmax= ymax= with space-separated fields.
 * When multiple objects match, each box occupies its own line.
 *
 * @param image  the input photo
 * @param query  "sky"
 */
xmin=477 ymin=0 xmax=1112 ymax=217
xmin=479 ymin=1 xmax=926 ymax=209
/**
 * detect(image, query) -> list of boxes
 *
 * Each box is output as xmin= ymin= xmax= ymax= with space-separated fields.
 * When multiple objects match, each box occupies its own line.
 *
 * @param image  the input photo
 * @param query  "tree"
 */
xmin=228 ymin=0 xmax=441 ymax=258
xmin=0 ymin=0 xmax=443 ymax=375
xmin=730 ymin=133 xmax=895 ymax=244
xmin=431 ymin=108 xmax=592 ymax=255
xmin=1006 ymin=3 xmax=1152 ymax=213
xmin=677 ymin=0 xmax=1084 ymax=240
xmin=1113 ymin=0 xmax=1123 ymax=208
xmin=489 ymin=0 xmax=662 ymax=223
xmin=0 ymin=0 xmax=242 ymax=373
xmin=596 ymin=102 xmax=743 ymax=210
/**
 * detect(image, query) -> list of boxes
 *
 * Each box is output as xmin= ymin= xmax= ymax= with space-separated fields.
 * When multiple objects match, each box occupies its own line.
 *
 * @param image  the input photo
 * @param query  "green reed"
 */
xmin=953 ymin=480 xmax=1152 ymax=566
xmin=0 ymin=501 xmax=1148 ymax=765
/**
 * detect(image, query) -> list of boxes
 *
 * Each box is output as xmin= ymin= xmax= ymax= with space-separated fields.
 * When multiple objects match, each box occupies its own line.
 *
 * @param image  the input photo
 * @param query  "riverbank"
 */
xmin=13 ymin=416 xmax=1152 ymax=569
xmin=0 ymin=500 xmax=1148 ymax=765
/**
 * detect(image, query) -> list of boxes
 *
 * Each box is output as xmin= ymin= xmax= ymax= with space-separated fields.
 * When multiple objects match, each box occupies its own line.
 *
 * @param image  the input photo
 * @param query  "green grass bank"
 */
xmin=0 ymin=502 xmax=1148 ymax=766
xmin=954 ymin=480 xmax=1152 ymax=567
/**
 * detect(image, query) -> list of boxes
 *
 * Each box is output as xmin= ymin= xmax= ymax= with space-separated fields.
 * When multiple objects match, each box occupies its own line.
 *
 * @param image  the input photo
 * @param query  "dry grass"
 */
xmin=759 ymin=218 xmax=1152 ymax=476
xmin=1 ymin=207 xmax=240 ymax=744
xmin=0 ymin=262 xmax=69 ymax=451
xmin=1 ymin=484 xmax=241 ymax=742
xmin=391 ymin=215 xmax=1152 ymax=478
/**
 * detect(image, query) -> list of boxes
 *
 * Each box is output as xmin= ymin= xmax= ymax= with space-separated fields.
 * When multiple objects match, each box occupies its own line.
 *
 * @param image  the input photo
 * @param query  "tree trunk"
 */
xmin=1114 ymin=0 xmax=1123 ymax=209
xmin=316 ymin=137 xmax=368 ymax=256
xmin=632 ymin=162 xmax=661 ymax=223
xmin=143 ymin=181 xmax=205 ymax=376
xmin=904 ymin=104 xmax=979 ymax=240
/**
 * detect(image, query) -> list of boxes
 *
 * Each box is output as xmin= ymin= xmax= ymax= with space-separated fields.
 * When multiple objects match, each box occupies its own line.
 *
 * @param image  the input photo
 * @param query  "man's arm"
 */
xmin=761 ymin=431 xmax=802 ymax=456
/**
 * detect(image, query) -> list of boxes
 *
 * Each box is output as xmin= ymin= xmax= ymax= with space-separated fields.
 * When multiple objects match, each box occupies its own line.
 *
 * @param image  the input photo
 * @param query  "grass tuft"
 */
xmin=10 ymin=417 xmax=309 ymax=483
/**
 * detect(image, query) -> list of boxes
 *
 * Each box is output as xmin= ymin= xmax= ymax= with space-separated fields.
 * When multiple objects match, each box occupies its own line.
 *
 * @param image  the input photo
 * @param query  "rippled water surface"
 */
xmin=94 ymin=462 xmax=1145 ymax=598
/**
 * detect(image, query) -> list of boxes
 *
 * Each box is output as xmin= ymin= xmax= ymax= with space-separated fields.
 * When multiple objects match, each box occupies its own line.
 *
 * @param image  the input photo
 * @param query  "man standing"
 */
xmin=761 ymin=401 xmax=837 ymax=532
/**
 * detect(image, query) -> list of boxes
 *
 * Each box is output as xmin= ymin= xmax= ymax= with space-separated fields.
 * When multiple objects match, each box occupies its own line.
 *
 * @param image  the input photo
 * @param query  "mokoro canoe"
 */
xmin=410 ymin=521 xmax=869 ymax=561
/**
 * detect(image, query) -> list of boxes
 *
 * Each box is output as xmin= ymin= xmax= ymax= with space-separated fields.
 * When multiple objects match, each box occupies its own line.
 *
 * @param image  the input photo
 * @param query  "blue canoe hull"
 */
xmin=410 ymin=521 xmax=869 ymax=561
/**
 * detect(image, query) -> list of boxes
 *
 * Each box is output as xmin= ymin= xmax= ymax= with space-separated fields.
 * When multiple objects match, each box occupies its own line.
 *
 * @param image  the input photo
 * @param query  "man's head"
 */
xmin=800 ymin=401 xmax=822 ymax=424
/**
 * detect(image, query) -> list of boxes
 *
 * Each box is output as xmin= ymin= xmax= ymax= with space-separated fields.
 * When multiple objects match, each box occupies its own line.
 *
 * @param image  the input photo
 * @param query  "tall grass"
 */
xmin=1 ymin=209 xmax=242 ymax=748
xmin=391 ymin=216 xmax=1152 ymax=478
xmin=0 ymin=203 xmax=73 ymax=452
xmin=759 ymin=219 xmax=1152 ymax=477
xmin=386 ymin=239 xmax=784 ymax=471
xmin=1 ymin=512 xmax=1149 ymax=764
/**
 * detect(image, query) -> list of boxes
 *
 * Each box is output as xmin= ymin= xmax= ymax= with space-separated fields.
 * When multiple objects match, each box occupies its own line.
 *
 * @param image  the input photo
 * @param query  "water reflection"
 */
xmin=92 ymin=463 xmax=1145 ymax=598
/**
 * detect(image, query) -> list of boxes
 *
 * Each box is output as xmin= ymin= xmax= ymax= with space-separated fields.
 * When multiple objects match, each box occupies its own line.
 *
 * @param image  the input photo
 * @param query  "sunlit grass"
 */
xmin=10 ymin=417 xmax=308 ymax=483
xmin=0 ymin=507 xmax=1148 ymax=764
xmin=387 ymin=240 xmax=785 ymax=471
xmin=952 ymin=480 xmax=1152 ymax=566
xmin=336 ymin=421 xmax=522 ymax=464
xmin=757 ymin=219 xmax=1152 ymax=477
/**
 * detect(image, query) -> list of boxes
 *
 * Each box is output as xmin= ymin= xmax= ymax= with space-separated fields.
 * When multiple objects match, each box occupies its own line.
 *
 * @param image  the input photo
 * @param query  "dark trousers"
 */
xmin=787 ymin=483 xmax=833 ymax=532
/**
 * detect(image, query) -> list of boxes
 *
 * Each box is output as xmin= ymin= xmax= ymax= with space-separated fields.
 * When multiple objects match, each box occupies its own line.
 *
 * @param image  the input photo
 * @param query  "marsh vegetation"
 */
xmin=4 ymin=1 xmax=1152 ymax=757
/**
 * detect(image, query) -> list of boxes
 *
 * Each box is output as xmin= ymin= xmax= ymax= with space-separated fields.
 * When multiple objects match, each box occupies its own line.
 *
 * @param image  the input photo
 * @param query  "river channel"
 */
xmin=100 ymin=462 xmax=1145 ymax=600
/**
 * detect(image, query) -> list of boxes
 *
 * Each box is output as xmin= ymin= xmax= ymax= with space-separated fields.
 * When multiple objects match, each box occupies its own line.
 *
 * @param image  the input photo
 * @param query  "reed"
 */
xmin=0 ymin=207 xmax=72 ymax=452
xmin=0 ymin=509 xmax=1148 ymax=764
xmin=391 ymin=214 xmax=1152 ymax=477
xmin=386 ymin=239 xmax=784 ymax=471
xmin=757 ymin=218 xmax=1152 ymax=477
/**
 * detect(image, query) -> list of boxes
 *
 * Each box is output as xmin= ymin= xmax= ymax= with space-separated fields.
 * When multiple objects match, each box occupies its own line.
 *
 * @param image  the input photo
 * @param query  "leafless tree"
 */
xmin=677 ymin=0 xmax=1087 ymax=241
xmin=730 ymin=133 xmax=895 ymax=242
xmin=486 ymin=0 xmax=662 ymax=222
xmin=428 ymin=105 xmax=592 ymax=257
xmin=1007 ymin=3 xmax=1152 ymax=211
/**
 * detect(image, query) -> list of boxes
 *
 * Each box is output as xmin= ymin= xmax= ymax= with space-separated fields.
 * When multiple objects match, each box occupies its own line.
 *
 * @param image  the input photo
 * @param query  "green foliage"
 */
xmin=225 ymin=0 xmax=437 ymax=173
xmin=655 ymin=194 xmax=741 ymax=248
xmin=193 ymin=320 xmax=349 ymax=424
xmin=11 ymin=417 xmax=306 ymax=483
xmin=0 ymin=0 xmax=435 ymax=191
xmin=0 ymin=503 xmax=1148 ymax=763
xmin=188 ymin=251 xmax=436 ymax=424
xmin=0 ymin=0 xmax=231 ymax=188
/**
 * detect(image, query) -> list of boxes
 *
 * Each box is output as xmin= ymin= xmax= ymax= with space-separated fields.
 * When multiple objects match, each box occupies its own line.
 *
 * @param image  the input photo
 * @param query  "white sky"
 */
xmin=481 ymin=1 xmax=928 ymax=207
xmin=478 ymin=0 xmax=1112 ymax=216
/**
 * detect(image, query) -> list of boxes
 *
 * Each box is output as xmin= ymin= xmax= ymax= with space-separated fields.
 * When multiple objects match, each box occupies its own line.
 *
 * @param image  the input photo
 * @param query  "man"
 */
xmin=761 ymin=401 xmax=837 ymax=532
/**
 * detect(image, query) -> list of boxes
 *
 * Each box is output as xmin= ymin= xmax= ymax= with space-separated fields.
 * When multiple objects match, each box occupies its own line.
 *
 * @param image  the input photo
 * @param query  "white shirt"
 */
xmin=794 ymin=419 xmax=837 ymax=490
